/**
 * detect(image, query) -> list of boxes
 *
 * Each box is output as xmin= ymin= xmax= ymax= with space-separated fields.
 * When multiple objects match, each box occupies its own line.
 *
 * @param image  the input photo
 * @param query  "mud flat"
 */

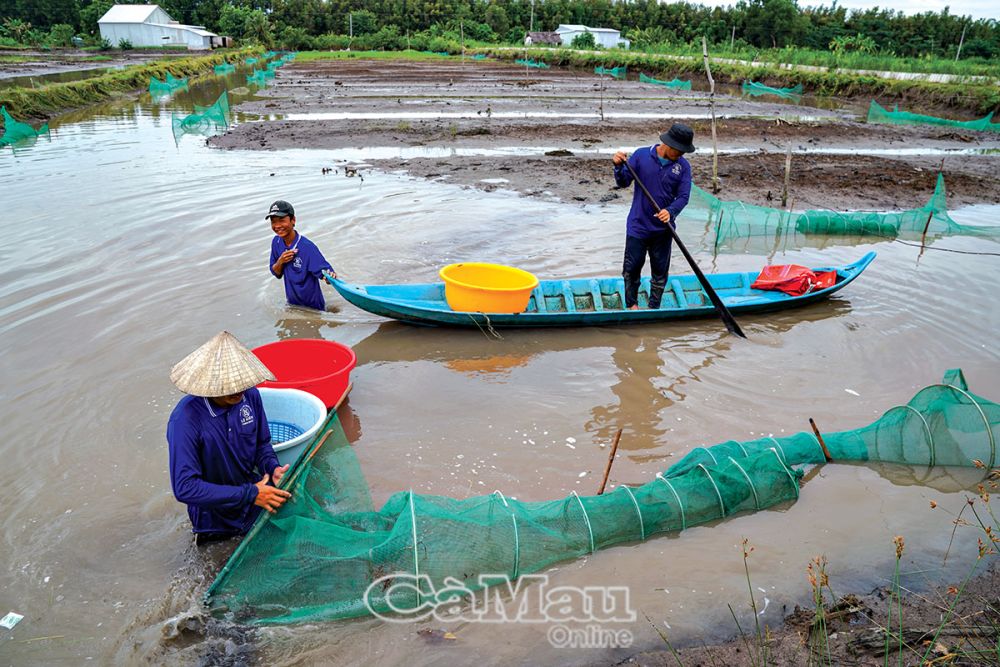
xmin=213 ymin=58 xmax=1000 ymax=211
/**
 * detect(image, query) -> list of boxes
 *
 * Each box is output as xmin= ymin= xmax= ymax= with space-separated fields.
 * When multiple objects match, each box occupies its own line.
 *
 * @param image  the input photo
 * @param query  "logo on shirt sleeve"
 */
xmin=239 ymin=405 xmax=254 ymax=426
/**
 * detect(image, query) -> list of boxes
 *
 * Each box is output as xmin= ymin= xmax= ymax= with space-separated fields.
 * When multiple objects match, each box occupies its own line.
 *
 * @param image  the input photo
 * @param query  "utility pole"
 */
xmin=730 ymin=25 xmax=736 ymax=51
xmin=461 ymin=20 xmax=465 ymax=63
xmin=530 ymin=0 xmax=535 ymax=33
xmin=955 ymin=22 xmax=967 ymax=61
xmin=349 ymin=12 xmax=353 ymax=51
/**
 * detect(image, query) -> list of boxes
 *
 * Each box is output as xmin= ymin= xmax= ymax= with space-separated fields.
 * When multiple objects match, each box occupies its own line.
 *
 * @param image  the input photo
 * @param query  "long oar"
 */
xmin=622 ymin=158 xmax=746 ymax=339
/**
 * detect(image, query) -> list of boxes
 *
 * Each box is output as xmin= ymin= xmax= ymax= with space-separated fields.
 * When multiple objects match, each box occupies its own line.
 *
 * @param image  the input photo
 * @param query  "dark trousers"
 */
xmin=623 ymin=233 xmax=672 ymax=309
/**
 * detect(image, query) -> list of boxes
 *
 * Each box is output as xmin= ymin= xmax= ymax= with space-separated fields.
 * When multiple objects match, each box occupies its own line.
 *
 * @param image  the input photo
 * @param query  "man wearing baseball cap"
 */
xmin=267 ymin=200 xmax=337 ymax=311
xmin=611 ymin=123 xmax=695 ymax=310
xmin=166 ymin=331 xmax=291 ymax=545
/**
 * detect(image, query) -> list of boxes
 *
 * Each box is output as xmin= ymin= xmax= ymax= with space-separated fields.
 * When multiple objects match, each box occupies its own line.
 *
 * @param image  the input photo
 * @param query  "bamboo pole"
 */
xmin=702 ymin=36 xmax=720 ymax=194
xmin=782 ymin=145 xmax=792 ymax=208
xmin=597 ymin=428 xmax=624 ymax=495
xmin=808 ymin=418 xmax=833 ymax=462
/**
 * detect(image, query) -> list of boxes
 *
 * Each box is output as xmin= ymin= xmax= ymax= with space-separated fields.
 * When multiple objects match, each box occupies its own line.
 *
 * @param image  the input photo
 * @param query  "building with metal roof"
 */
xmin=98 ymin=4 xmax=224 ymax=50
xmin=555 ymin=24 xmax=630 ymax=49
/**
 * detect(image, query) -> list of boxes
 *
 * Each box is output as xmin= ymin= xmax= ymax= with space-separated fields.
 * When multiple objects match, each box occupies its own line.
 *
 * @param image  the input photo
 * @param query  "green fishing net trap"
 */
xmin=639 ymin=73 xmax=692 ymax=90
xmin=247 ymin=68 xmax=275 ymax=87
xmin=867 ymin=100 xmax=1000 ymax=133
xmin=515 ymin=58 xmax=550 ymax=69
xmin=1 ymin=106 xmax=49 ymax=147
xmin=742 ymin=80 xmax=803 ymax=102
xmin=214 ymin=62 xmax=236 ymax=75
xmin=685 ymin=173 xmax=1000 ymax=251
xmin=171 ymin=92 xmax=230 ymax=144
xmin=149 ymin=72 xmax=189 ymax=98
xmin=204 ymin=370 xmax=999 ymax=624
xmin=595 ymin=66 xmax=627 ymax=79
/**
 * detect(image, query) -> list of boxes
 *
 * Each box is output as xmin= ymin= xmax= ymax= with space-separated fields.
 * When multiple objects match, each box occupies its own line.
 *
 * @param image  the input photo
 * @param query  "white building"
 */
xmin=555 ymin=24 xmax=630 ymax=49
xmin=98 ymin=5 xmax=224 ymax=50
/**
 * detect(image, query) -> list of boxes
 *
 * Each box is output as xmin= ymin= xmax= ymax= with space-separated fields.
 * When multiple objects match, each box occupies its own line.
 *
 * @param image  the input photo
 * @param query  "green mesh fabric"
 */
xmin=247 ymin=68 xmax=275 ymax=86
xmin=1 ymin=106 xmax=49 ymax=147
xmin=515 ymin=58 xmax=550 ymax=69
xmin=686 ymin=173 xmax=1000 ymax=250
xmin=245 ymin=57 xmax=258 ymax=65
xmin=205 ymin=370 xmax=998 ymax=624
xmin=214 ymin=62 xmax=236 ymax=75
xmin=149 ymin=72 xmax=189 ymax=98
xmin=639 ymin=73 xmax=692 ymax=90
xmin=742 ymin=80 xmax=803 ymax=102
xmin=171 ymin=92 xmax=230 ymax=144
xmin=867 ymin=100 xmax=1000 ymax=133
xmin=595 ymin=66 xmax=627 ymax=79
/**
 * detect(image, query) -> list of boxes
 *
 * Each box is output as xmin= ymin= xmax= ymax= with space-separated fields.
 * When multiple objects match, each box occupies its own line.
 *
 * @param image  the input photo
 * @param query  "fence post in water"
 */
xmin=782 ymin=146 xmax=792 ymax=208
xmin=701 ymin=37 xmax=720 ymax=194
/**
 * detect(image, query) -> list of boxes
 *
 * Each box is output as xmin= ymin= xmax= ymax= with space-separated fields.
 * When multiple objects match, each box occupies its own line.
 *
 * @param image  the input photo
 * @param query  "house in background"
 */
xmin=524 ymin=31 xmax=562 ymax=46
xmin=98 ymin=5 xmax=228 ymax=50
xmin=554 ymin=24 xmax=630 ymax=49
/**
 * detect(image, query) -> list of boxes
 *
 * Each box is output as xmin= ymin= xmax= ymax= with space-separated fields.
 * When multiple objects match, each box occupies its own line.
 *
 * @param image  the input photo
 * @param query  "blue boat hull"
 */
xmin=327 ymin=252 xmax=875 ymax=328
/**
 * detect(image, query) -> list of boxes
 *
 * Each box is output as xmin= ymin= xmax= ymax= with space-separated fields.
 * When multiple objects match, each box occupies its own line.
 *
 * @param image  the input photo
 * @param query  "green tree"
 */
xmin=48 ymin=23 xmax=76 ymax=46
xmin=571 ymin=30 xmax=597 ymax=49
xmin=484 ymin=4 xmax=510 ymax=38
xmin=347 ymin=9 xmax=378 ymax=36
xmin=79 ymin=0 xmax=115 ymax=36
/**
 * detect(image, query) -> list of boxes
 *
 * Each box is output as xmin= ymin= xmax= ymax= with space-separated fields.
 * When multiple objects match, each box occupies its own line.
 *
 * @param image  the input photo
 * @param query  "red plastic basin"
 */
xmin=253 ymin=339 xmax=356 ymax=409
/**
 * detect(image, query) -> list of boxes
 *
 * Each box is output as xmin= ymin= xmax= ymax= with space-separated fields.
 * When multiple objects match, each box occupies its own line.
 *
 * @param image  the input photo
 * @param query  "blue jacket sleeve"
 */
xmin=307 ymin=243 xmax=333 ymax=279
xmin=666 ymin=162 xmax=692 ymax=221
xmin=269 ymin=240 xmax=281 ymax=279
xmin=168 ymin=418 xmax=258 ymax=510
xmin=613 ymin=155 xmax=635 ymax=188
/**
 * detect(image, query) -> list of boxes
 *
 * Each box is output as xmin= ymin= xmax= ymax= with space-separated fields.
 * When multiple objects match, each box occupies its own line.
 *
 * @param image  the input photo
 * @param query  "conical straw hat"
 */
xmin=170 ymin=331 xmax=276 ymax=397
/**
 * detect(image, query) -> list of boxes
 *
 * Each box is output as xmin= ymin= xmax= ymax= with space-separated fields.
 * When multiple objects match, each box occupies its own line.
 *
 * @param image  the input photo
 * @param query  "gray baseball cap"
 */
xmin=265 ymin=200 xmax=295 ymax=219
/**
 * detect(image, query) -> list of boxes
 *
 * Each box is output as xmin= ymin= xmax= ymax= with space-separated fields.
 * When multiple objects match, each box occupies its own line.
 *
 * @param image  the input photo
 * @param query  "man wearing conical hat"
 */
xmin=166 ymin=332 xmax=291 ymax=545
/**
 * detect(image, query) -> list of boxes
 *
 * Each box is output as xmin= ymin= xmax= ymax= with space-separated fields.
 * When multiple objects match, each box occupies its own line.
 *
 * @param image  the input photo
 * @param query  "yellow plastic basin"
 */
xmin=439 ymin=263 xmax=539 ymax=313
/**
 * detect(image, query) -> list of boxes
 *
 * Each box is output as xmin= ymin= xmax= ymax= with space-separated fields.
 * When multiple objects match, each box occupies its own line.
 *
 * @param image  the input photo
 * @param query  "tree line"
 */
xmin=2 ymin=0 xmax=998 ymax=60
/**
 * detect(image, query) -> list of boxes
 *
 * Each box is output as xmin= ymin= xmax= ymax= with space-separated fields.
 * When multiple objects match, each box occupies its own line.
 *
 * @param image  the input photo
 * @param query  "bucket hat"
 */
xmin=659 ymin=123 xmax=696 ymax=154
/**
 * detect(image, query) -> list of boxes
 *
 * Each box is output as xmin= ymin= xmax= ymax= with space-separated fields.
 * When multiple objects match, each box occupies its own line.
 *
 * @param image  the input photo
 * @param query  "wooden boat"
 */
xmin=326 ymin=252 xmax=875 ymax=328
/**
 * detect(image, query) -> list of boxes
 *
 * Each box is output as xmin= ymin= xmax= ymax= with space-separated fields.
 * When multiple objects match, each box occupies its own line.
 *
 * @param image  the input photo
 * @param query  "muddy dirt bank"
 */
xmin=0 ymin=48 xmax=193 ymax=80
xmin=625 ymin=561 xmax=1000 ymax=667
xmin=213 ymin=58 xmax=1000 ymax=211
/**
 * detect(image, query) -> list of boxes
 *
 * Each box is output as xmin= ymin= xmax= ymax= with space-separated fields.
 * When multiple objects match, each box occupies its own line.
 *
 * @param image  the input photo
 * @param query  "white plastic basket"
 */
xmin=258 ymin=387 xmax=327 ymax=467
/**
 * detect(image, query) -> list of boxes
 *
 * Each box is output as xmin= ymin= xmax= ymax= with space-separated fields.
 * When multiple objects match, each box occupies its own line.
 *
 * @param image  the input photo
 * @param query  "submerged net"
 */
xmin=1 ymin=106 xmax=49 ymax=147
xmin=515 ymin=58 xmax=550 ymax=69
xmin=171 ymin=92 xmax=230 ymax=143
xmin=685 ymin=173 xmax=1000 ymax=250
xmin=742 ymin=80 xmax=803 ymax=102
xmin=214 ymin=62 xmax=236 ymax=75
xmin=149 ymin=72 xmax=189 ymax=98
xmin=867 ymin=100 xmax=1000 ymax=133
xmin=245 ymin=57 xmax=258 ymax=65
xmin=205 ymin=370 xmax=999 ymax=624
xmin=639 ymin=73 xmax=692 ymax=90
xmin=595 ymin=65 xmax=627 ymax=79
xmin=246 ymin=68 xmax=275 ymax=86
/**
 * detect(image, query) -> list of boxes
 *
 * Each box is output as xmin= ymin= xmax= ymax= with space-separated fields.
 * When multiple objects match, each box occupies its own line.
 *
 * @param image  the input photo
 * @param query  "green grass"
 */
xmin=295 ymin=49 xmax=456 ymax=62
xmin=82 ymin=55 xmax=113 ymax=62
xmin=0 ymin=47 xmax=262 ymax=118
xmin=635 ymin=43 xmax=1000 ymax=79
xmin=0 ymin=55 xmax=33 ymax=63
xmin=476 ymin=46 xmax=1000 ymax=115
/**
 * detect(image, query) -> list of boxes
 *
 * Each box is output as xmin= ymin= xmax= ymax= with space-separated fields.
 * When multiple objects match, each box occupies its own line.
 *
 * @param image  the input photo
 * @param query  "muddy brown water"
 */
xmin=1 ymin=68 xmax=999 ymax=666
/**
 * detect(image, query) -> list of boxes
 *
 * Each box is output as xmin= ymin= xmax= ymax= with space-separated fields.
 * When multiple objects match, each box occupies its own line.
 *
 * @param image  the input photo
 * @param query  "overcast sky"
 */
xmin=694 ymin=0 xmax=1000 ymax=21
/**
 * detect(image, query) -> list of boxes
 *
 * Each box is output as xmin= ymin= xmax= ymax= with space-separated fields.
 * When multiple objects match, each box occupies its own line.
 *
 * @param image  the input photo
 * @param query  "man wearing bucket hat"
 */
xmin=611 ymin=123 xmax=695 ymax=310
xmin=267 ymin=200 xmax=337 ymax=311
xmin=167 ymin=331 xmax=291 ymax=545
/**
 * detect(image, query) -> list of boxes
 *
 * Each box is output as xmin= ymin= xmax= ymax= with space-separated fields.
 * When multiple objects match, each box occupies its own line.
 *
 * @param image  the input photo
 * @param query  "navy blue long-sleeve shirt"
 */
xmin=613 ymin=145 xmax=692 ymax=239
xmin=167 ymin=387 xmax=279 ymax=535
xmin=269 ymin=233 xmax=333 ymax=311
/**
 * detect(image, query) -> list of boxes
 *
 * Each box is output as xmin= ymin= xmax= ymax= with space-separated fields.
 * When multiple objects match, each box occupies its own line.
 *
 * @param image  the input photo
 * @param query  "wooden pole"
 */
xmin=702 ymin=36 xmax=720 ymax=194
xmin=956 ymin=23 xmax=967 ymax=61
xmin=730 ymin=25 xmax=736 ymax=51
xmin=808 ymin=418 xmax=833 ymax=462
xmin=597 ymin=428 xmax=624 ymax=495
xmin=782 ymin=145 xmax=792 ymax=208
